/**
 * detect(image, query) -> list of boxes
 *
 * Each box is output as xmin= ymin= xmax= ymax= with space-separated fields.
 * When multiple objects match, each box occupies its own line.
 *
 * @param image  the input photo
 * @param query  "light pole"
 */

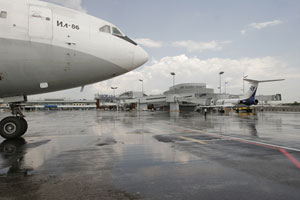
xmin=219 ymin=71 xmax=224 ymax=94
xmin=111 ymin=87 xmax=118 ymax=111
xmin=170 ymin=72 xmax=176 ymax=94
xmin=243 ymin=75 xmax=248 ymax=95
xmin=225 ymin=81 xmax=228 ymax=94
xmin=139 ymin=79 xmax=144 ymax=94
xmin=170 ymin=72 xmax=176 ymax=87
xmin=111 ymin=87 xmax=118 ymax=98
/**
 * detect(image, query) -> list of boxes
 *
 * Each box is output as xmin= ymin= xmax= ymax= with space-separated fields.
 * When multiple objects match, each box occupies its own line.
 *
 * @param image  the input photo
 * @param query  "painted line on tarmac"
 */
xmin=168 ymin=124 xmax=300 ymax=152
xmin=279 ymin=149 xmax=300 ymax=170
xmin=168 ymin=124 xmax=300 ymax=170
xmin=222 ymin=136 xmax=300 ymax=153
xmin=178 ymin=136 xmax=207 ymax=145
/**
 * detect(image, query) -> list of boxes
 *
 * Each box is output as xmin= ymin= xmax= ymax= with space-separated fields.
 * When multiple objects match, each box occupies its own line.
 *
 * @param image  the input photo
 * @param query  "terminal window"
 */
xmin=0 ymin=11 xmax=7 ymax=19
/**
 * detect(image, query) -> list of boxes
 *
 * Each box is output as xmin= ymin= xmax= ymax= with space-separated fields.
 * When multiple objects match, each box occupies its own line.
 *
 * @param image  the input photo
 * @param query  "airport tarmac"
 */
xmin=0 ymin=110 xmax=300 ymax=200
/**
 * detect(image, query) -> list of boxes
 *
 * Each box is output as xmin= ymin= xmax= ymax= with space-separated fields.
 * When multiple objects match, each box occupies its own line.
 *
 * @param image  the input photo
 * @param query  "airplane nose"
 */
xmin=133 ymin=46 xmax=149 ymax=69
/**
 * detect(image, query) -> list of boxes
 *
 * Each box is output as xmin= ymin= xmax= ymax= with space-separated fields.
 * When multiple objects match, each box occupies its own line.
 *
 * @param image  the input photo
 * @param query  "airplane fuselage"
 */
xmin=0 ymin=0 xmax=148 ymax=99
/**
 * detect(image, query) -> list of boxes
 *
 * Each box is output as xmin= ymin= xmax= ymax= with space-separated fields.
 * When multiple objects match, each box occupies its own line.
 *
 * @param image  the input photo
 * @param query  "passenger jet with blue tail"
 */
xmin=216 ymin=79 xmax=285 ymax=107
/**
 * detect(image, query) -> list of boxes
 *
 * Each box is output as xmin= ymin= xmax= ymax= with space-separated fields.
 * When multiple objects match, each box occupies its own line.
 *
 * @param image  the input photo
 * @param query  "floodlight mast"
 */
xmin=111 ymin=87 xmax=118 ymax=97
xmin=139 ymin=79 xmax=144 ymax=94
xmin=170 ymin=72 xmax=176 ymax=87
xmin=219 ymin=71 xmax=224 ymax=94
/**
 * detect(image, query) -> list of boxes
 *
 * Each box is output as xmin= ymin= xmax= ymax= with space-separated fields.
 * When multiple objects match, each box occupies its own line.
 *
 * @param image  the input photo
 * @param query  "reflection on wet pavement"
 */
xmin=0 ymin=111 xmax=300 ymax=199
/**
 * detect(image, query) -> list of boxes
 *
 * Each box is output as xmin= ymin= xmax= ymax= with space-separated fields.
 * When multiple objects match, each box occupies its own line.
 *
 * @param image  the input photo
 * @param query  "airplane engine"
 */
xmin=254 ymin=99 xmax=259 ymax=105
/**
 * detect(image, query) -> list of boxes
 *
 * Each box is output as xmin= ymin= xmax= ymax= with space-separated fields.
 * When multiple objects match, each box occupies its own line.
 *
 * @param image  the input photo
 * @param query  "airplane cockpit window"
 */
xmin=99 ymin=25 xmax=111 ymax=34
xmin=111 ymin=27 xmax=138 ymax=46
xmin=0 ymin=11 xmax=7 ymax=19
xmin=112 ymin=27 xmax=123 ymax=36
xmin=99 ymin=25 xmax=137 ymax=46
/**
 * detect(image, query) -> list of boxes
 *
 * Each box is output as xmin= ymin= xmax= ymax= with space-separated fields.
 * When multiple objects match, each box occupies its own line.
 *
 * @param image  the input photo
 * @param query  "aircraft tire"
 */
xmin=0 ymin=138 xmax=26 ymax=156
xmin=0 ymin=117 xmax=26 ymax=139
xmin=19 ymin=118 xmax=28 ymax=136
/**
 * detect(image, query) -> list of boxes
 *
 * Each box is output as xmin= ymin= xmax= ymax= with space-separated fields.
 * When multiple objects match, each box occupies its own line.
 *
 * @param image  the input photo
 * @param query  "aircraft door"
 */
xmin=29 ymin=5 xmax=53 ymax=39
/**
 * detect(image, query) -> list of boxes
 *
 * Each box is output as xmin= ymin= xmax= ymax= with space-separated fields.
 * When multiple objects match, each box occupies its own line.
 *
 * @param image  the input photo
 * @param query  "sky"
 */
xmin=34 ymin=0 xmax=300 ymax=102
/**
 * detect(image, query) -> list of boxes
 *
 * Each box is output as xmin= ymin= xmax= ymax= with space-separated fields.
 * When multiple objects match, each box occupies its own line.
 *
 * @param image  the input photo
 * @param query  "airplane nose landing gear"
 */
xmin=0 ymin=104 xmax=28 ymax=139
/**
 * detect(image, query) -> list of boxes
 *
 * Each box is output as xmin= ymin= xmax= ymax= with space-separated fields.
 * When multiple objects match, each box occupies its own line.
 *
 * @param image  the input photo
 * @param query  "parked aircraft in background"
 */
xmin=0 ymin=0 xmax=148 ymax=139
xmin=215 ymin=79 xmax=285 ymax=107
xmin=194 ymin=78 xmax=284 ymax=113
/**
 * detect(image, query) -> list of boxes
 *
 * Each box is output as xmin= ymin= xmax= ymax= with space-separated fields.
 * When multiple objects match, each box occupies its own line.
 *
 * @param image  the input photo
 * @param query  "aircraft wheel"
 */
xmin=19 ymin=118 xmax=28 ymax=136
xmin=0 ymin=117 xmax=26 ymax=139
xmin=0 ymin=138 xmax=26 ymax=156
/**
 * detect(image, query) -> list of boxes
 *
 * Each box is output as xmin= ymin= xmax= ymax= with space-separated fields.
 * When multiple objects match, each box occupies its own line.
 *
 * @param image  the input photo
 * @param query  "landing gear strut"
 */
xmin=0 ymin=104 xmax=28 ymax=139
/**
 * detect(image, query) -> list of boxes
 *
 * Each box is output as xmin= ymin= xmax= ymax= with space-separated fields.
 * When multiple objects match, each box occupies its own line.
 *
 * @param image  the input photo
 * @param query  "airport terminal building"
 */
xmin=164 ymin=83 xmax=214 ymax=95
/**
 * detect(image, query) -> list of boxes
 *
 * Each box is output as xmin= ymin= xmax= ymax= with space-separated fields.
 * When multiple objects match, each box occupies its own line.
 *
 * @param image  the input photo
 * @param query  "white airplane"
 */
xmin=215 ymin=78 xmax=285 ymax=107
xmin=0 ymin=0 xmax=149 ymax=139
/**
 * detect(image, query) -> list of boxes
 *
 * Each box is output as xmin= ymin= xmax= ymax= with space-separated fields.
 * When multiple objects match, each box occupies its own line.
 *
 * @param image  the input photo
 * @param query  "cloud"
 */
xmin=135 ymin=38 xmax=163 ymax=48
xmin=172 ymin=40 xmax=232 ymax=53
xmin=241 ymin=20 xmax=283 ymax=35
xmin=249 ymin=20 xmax=283 ymax=29
xmin=91 ymin=54 xmax=296 ymax=97
xmin=134 ymin=39 xmax=232 ymax=52
xmin=44 ymin=0 xmax=86 ymax=12
xmin=31 ymin=54 xmax=300 ymax=102
xmin=240 ymin=29 xmax=247 ymax=35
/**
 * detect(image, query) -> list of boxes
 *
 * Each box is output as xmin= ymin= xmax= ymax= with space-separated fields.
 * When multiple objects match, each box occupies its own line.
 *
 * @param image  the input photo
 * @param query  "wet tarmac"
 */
xmin=1 ymin=110 xmax=300 ymax=200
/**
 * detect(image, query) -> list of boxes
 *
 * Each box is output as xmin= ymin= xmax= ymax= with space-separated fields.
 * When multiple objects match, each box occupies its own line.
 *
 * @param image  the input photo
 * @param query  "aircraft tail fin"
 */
xmin=242 ymin=78 xmax=284 ymax=104
xmin=243 ymin=78 xmax=285 ymax=84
